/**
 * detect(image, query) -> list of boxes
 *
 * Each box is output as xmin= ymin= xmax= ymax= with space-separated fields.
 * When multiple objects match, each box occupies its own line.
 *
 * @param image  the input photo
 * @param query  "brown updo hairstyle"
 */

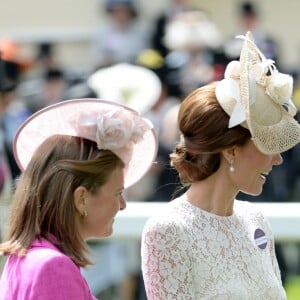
xmin=170 ymin=82 xmax=251 ymax=184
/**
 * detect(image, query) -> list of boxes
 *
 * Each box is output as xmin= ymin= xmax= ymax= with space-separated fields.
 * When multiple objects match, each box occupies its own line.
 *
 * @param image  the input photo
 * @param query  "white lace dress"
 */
xmin=141 ymin=196 xmax=287 ymax=300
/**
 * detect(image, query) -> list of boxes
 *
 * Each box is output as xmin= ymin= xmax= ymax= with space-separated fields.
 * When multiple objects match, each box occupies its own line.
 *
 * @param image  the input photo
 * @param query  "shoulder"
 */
xmin=21 ymin=240 xmax=80 ymax=280
xmin=234 ymin=199 xmax=263 ymax=216
xmin=142 ymin=197 xmax=188 ymax=238
xmin=234 ymin=199 xmax=267 ymax=221
xmin=2 ymin=239 xmax=92 ymax=299
xmin=25 ymin=242 xmax=91 ymax=298
xmin=234 ymin=200 xmax=273 ymax=233
xmin=32 ymin=248 xmax=78 ymax=274
xmin=141 ymin=199 xmax=192 ymax=257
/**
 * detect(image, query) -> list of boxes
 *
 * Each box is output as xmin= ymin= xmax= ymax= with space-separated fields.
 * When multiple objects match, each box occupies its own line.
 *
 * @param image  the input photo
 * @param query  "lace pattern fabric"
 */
xmin=141 ymin=196 xmax=287 ymax=300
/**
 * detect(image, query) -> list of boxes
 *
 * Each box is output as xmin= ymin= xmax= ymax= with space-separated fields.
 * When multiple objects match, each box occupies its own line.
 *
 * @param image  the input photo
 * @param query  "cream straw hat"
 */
xmin=13 ymin=99 xmax=158 ymax=188
xmin=216 ymin=31 xmax=300 ymax=154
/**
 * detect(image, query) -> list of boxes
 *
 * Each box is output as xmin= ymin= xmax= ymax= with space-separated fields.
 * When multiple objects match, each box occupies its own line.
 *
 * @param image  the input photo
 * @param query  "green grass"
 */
xmin=285 ymin=276 xmax=300 ymax=300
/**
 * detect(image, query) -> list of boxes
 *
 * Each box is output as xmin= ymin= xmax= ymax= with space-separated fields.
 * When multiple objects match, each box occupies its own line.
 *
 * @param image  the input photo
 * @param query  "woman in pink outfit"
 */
xmin=0 ymin=99 xmax=157 ymax=299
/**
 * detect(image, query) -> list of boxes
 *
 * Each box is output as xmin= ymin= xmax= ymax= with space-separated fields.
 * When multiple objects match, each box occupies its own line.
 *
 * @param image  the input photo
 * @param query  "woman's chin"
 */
xmin=240 ymin=188 xmax=263 ymax=197
xmin=96 ymin=227 xmax=114 ymax=238
xmin=85 ymin=229 xmax=113 ymax=240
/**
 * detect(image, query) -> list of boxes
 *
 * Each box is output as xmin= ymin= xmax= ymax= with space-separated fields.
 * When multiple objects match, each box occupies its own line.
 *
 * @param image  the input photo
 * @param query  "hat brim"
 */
xmin=87 ymin=63 xmax=161 ymax=115
xmin=239 ymin=33 xmax=300 ymax=154
xmin=13 ymin=98 xmax=158 ymax=189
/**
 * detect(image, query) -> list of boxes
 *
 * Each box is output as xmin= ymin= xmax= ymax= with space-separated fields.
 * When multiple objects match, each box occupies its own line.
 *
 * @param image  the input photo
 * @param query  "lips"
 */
xmin=260 ymin=171 xmax=270 ymax=181
xmin=260 ymin=174 xmax=266 ymax=181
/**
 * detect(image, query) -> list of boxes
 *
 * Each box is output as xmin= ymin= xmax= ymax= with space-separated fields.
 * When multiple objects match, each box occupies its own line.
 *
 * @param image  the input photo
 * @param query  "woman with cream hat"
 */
xmin=0 ymin=99 xmax=157 ymax=299
xmin=141 ymin=32 xmax=299 ymax=299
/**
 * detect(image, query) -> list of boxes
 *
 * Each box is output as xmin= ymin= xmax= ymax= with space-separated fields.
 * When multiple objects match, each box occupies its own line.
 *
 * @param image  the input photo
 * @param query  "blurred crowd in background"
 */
xmin=0 ymin=0 xmax=300 ymax=299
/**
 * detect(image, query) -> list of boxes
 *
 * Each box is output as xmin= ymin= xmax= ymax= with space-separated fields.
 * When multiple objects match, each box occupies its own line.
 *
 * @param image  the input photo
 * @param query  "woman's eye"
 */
xmin=116 ymin=191 xmax=123 ymax=197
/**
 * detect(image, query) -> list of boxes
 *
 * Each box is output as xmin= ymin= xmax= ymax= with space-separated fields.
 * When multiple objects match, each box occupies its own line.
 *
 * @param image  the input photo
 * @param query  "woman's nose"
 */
xmin=120 ymin=196 xmax=126 ymax=210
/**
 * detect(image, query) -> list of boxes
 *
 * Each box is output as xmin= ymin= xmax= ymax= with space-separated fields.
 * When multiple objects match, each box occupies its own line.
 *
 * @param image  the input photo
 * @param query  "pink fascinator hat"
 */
xmin=13 ymin=99 xmax=158 ymax=188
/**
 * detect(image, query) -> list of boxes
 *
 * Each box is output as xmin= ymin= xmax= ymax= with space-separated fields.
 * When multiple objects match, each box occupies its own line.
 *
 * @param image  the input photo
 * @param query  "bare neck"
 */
xmin=185 ymin=168 xmax=238 ymax=217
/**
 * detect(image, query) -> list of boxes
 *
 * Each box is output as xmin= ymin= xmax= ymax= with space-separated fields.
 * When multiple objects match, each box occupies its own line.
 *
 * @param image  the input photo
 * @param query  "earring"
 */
xmin=81 ymin=210 xmax=88 ymax=218
xmin=229 ymin=159 xmax=235 ymax=173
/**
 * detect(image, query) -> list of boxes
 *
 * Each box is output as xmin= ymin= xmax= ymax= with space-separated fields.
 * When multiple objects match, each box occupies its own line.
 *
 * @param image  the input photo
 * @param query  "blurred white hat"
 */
xmin=164 ymin=10 xmax=222 ymax=51
xmin=88 ymin=63 xmax=162 ymax=115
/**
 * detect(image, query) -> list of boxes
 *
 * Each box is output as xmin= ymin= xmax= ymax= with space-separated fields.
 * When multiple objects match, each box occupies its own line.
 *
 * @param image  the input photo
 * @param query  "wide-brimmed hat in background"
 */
xmin=216 ymin=31 xmax=300 ymax=154
xmin=13 ymin=99 xmax=158 ymax=188
xmin=87 ymin=63 xmax=162 ymax=115
xmin=163 ymin=10 xmax=223 ymax=52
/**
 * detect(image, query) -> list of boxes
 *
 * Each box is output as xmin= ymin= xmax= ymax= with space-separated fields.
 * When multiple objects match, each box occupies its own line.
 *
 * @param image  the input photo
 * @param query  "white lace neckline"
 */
xmin=176 ymin=194 xmax=238 ymax=221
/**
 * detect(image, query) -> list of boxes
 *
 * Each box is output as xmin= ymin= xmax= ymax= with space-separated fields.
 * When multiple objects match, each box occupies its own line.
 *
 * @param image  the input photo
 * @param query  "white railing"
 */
xmin=110 ymin=202 xmax=300 ymax=242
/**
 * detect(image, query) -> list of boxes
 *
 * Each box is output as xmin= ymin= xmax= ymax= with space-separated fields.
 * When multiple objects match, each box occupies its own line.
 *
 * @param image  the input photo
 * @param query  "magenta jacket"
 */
xmin=0 ymin=237 xmax=97 ymax=300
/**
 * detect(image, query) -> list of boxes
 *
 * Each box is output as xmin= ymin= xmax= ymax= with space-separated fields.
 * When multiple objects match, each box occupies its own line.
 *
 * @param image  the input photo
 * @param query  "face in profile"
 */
xmin=78 ymin=166 xmax=126 ymax=239
xmin=229 ymin=139 xmax=283 ymax=196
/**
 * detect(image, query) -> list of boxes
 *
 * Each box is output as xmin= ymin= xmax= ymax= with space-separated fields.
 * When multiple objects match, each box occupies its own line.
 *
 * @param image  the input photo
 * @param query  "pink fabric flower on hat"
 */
xmin=74 ymin=108 xmax=150 ymax=166
xmin=96 ymin=109 xmax=134 ymax=150
xmin=96 ymin=109 xmax=149 ymax=164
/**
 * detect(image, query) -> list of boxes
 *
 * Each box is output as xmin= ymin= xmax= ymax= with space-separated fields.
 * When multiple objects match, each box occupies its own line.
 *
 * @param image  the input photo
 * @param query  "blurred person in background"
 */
xmin=21 ymin=68 xmax=68 ymax=113
xmin=34 ymin=42 xmax=58 ymax=74
xmin=135 ymin=49 xmax=183 ymax=203
xmin=0 ymin=50 xmax=28 ymax=272
xmin=0 ymin=55 xmax=15 ymax=243
xmin=141 ymin=32 xmax=299 ymax=299
xmin=20 ymin=42 xmax=96 ymax=114
xmin=162 ymin=9 xmax=223 ymax=97
xmin=150 ymin=0 xmax=193 ymax=58
xmin=224 ymin=2 xmax=279 ymax=64
xmin=90 ymin=0 xmax=150 ymax=69
xmin=0 ymin=98 xmax=157 ymax=299
xmin=0 ymin=39 xmax=33 ymax=181
xmin=19 ymin=42 xmax=70 ymax=114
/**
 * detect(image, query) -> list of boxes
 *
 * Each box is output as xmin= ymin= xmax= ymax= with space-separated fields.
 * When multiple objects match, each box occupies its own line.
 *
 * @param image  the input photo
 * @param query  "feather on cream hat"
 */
xmin=215 ymin=31 xmax=300 ymax=154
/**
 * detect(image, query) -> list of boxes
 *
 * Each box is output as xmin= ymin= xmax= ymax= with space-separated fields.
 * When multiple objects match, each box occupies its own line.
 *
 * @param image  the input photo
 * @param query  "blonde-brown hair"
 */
xmin=0 ymin=134 xmax=124 ymax=267
xmin=170 ymin=82 xmax=251 ymax=184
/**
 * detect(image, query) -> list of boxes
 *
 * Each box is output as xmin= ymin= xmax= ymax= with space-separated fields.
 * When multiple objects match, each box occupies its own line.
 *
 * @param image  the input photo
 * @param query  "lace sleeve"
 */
xmin=141 ymin=218 xmax=195 ymax=300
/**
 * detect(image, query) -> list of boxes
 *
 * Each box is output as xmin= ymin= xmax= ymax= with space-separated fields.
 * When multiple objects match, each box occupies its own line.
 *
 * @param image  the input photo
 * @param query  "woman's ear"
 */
xmin=73 ymin=186 xmax=88 ymax=216
xmin=221 ymin=146 xmax=236 ymax=164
